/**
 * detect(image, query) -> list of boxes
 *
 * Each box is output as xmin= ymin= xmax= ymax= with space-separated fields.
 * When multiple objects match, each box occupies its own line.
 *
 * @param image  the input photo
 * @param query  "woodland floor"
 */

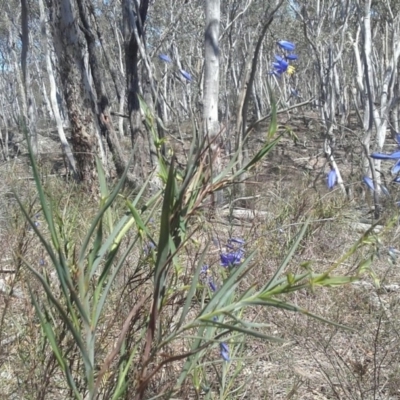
xmin=1 ymin=110 xmax=400 ymax=399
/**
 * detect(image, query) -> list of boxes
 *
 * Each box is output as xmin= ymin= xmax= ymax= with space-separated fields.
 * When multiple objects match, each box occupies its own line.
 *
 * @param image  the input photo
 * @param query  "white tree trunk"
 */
xmin=203 ymin=0 xmax=221 ymax=204
xmin=203 ymin=0 xmax=220 ymax=139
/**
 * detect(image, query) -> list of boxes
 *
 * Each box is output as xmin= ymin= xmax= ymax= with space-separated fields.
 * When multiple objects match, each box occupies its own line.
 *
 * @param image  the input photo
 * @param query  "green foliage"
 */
xmin=15 ymin=98 xmax=379 ymax=399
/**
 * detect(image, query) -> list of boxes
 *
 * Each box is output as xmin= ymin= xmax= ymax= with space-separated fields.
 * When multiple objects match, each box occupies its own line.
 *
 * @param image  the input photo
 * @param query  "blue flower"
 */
xmin=395 ymin=133 xmax=400 ymax=145
xmin=272 ymin=56 xmax=289 ymax=74
xmin=220 ymin=342 xmax=230 ymax=362
xmin=277 ymin=40 xmax=296 ymax=51
xmin=220 ymin=250 xmax=243 ymax=267
xmin=363 ymin=176 xmax=375 ymax=191
xmin=221 ymin=238 xmax=245 ymax=268
xmin=394 ymin=176 xmax=400 ymax=183
xmin=158 ymin=54 xmax=171 ymax=63
xmin=327 ymin=169 xmax=337 ymax=189
xmin=180 ymin=69 xmax=192 ymax=82
xmin=370 ymin=151 xmax=400 ymax=160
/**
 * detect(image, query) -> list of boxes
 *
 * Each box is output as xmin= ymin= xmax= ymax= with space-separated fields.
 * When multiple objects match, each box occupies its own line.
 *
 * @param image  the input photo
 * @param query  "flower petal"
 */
xmin=209 ymin=279 xmax=217 ymax=292
xmin=180 ymin=69 xmax=192 ymax=82
xmin=370 ymin=151 xmax=400 ymax=160
xmin=380 ymin=184 xmax=390 ymax=196
xmin=228 ymin=238 xmax=245 ymax=245
xmin=363 ymin=176 xmax=375 ymax=191
xmin=220 ymin=343 xmax=230 ymax=361
xmin=327 ymin=169 xmax=337 ymax=189
xmin=392 ymin=159 xmax=400 ymax=174
xmin=158 ymin=54 xmax=171 ymax=63
xmin=277 ymin=40 xmax=296 ymax=51
xmin=285 ymin=53 xmax=298 ymax=60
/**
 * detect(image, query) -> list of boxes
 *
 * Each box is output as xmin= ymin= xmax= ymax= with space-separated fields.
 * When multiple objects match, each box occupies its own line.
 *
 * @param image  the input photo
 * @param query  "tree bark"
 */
xmin=76 ymin=0 xmax=134 ymax=183
xmin=48 ymin=0 xmax=99 ymax=185
xmin=123 ymin=0 xmax=151 ymax=184
xmin=21 ymin=0 xmax=38 ymax=156
xmin=38 ymin=0 xmax=78 ymax=178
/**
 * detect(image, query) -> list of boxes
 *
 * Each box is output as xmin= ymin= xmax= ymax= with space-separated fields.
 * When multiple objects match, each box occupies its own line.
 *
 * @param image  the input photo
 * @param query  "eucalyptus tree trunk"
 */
xmin=76 ymin=0 xmax=133 ymax=183
xmin=38 ymin=0 xmax=77 ymax=178
xmin=123 ymin=0 xmax=151 ymax=184
xmin=203 ymin=0 xmax=222 ymax=205
xmin=203 ymin=0 xmax=220 ymax=141
xmin=21 ymin=0 xmax=38 ymax=156
xmin=48 ymin=0 xmax=100 ymax=186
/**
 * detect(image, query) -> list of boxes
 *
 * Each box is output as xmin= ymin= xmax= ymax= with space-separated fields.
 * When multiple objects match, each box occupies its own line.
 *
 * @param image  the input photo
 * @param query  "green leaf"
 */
xmin=261 ymin=216 xmax=311 ymax=293
xmin=175 ymin=249 xmax=208 ymax=331
xmin=29 ymin=286 xmax=82 ymax=399
xmin=267 ymin=83 xmax=278 ymax=140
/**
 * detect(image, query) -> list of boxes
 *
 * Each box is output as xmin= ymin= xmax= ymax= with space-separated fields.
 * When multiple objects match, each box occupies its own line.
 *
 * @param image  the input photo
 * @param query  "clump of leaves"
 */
xmin=16 ymin=96 xmax=381 ymax=400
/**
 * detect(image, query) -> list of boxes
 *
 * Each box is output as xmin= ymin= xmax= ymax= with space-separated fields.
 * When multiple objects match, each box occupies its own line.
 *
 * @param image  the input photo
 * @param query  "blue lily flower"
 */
xmin=158 ymin=54 xmax=171 ymax=63
xmin=393 ymin=176 xmax=400 ymax=183
xmin=327 ymin=169 xmax=337 ymax=189
xmin=220 ymin=342 xmax=230 ymax=362
xmin=180 ymin=69 xmax=192 ymax=82
xmin=277 ymin=59 xmax=289 ymax=72
xmin=272 ymin=55 xmax=289 ymax=74
xmin=370 ymin=151 xmax=400 ymax=160
xmin=220 ymin=251 xmax=243 ymax=267
xmin=277 ymin=40 xmax=296 ymax=51
xmin=363 ymin=176 xmax=375 ymax=191
xmin=221 ymin=237 xmax=245 ymax=267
